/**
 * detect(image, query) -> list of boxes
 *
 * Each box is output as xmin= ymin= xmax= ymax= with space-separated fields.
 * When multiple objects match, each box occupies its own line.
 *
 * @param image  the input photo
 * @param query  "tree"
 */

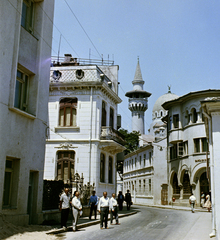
xmin=118 ymin=128 xmax=140 ymax=156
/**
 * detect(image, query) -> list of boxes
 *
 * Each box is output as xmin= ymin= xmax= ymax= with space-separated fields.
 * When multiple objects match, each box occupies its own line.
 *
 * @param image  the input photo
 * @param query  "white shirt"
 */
xmin=189 ymin=195 xmax=196 ymax=203
xmin=72 ymin=196 xmax=82 ymax=210
xmin=97 ymin=196 xmax=110 ymax=211
xmin=60 ymin=192 xmax=70 ymax=209
xmin=110 ymin=197 xmax=118 ymax=211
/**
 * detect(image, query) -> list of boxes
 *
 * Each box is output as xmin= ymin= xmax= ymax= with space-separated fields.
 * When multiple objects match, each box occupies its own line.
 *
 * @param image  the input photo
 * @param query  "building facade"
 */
xmin=162 ymin=90 xmax=220 ymax=206
xmin=44 ymin=55 xmax=125 ymax=197
xmin=0 ymin=0 xmax=54 ymax=225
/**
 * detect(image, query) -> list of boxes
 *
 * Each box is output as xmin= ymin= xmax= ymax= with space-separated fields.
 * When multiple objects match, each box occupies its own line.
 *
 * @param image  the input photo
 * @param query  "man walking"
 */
xmin=89 ymin=190 xmax=98 ymax=220
xmin=97 ymin=191 xmax=110 ymax=229
xmin=110 ymin=193 xmax=120 ymax=225
xmin=59 ymin=188 xmax=71 ymax=229
xmin=189 ymin=193 xmax=197 ymax=213
xmin=125 ymin=190 xmax=132 ymax=210
xmin=117 ymin=191 xmax=124 ymax=211
xmin=71 ymin=191 xmax=82 ymax=231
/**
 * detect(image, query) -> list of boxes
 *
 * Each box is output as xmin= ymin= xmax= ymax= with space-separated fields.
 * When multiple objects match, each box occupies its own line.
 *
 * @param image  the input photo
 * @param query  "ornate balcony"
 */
xmin=100 ymin=126 xmax=126 ymax=146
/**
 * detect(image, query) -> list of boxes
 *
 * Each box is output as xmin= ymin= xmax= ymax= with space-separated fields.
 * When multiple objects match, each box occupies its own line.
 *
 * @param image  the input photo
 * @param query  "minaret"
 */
xmin=125 ymin=58 xmax=151 ymax=134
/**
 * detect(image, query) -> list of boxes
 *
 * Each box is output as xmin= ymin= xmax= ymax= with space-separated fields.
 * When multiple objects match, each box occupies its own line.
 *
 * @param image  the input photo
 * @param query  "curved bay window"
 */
xmin=59 ymin=98 xmax=77 ymax=127
xmin=108 ymin=156 xmax=113 ymax=183
xmin=57 ymin=151 xmax=75 ymax=183
xmin=100 ymin=153 xmax=105 ymax=182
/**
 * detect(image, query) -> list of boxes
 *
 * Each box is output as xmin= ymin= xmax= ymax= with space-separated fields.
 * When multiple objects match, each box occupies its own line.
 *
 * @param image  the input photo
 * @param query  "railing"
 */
xmin=100 ymin=126 xmax=126 ymax=145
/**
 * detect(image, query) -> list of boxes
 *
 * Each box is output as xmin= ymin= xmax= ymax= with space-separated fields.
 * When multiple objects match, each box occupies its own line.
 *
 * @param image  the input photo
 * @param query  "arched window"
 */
xmin=160 ymin=111 xmax=163 ymax=117
xmin=57 ymin=151 xmax=75 ymax=183
xmin=101 ymin=101 xmax=106 ymax=127
xmin=100 ymin=153 xmax=105 ymax=182
xmin=108 ymin=156 xmax=113 ymax=183
xmin=191 ymin=108 xmax=197 ymax=123
xmin=59 ymin=98 xmax=77 ymax=127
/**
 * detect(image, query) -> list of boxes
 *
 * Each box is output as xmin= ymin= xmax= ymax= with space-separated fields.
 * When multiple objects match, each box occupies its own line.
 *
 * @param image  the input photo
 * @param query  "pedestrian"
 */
xmin=117 ymin=191 xmax=124 ymax=211
xmin=110 ymin=193 xmax=120 ymax=225
xmin=71 ymin=191 xmax=82 ymax=231
xmin=189 ymin=193 xmax=196 ymax=213
xmin=89 ymin=190 xmax=98 ymax=220
xmin=200 ymin=192 xmax=205 ymax=207
xmin=125 ymin=190 xmax=132 ymax=210
xmin=204 ymin=193 xmax=211 ymax=212
xmin=97 ymin=191 xmax=110 ymax=229
xmin=59 ymin=188 xmax=71 ymax=229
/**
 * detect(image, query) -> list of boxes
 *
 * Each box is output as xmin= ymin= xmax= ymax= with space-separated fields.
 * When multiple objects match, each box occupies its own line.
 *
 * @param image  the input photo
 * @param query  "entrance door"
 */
xmin=27 ymin=171 xmax=38 ymax=224
xmin=200 ymin=172 xmax=209 ymax=194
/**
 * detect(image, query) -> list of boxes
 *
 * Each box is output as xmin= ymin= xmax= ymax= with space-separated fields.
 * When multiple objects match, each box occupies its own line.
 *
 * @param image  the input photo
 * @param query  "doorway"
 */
xmin=200 ymin=172 xmax=209 ymax=194
xmin=27 ymin=171 xmax=39 ymax=224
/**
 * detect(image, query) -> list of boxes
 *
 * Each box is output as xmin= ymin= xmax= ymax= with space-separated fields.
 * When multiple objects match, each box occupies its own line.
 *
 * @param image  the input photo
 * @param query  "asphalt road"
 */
xmin=57 ymin=205 xmax=212 ymax=240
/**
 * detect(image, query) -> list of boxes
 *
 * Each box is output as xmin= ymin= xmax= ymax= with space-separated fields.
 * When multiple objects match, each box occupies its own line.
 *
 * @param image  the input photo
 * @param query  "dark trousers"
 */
xmin=90 ymin=203 xmax=97 ymax=219
xmin=61 ymin=208 xmax=69 ymax=228
xmin=110 ymin=206 xmax=118 ymax=224
xmin=118 ymin=201 xmax=123 ymax=211
xmin=100 ymin=207 xmax=109 ymax=228
xmin=127 ymin=201 xmax=131 ymax=210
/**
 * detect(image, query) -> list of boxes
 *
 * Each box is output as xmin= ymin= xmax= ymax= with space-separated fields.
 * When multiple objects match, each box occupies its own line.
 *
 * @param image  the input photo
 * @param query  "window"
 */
xmin=149 ymin=152 xmax=152 ymax=165
xmin=202 ymin=138 xmax=209 ymax=152
xmin=135 ymin=158 xmax=137 ymax=167
xmin=21 ymin=0 xmax=34 ymax=33
xmin=57 ymin=151 xmax=75 ymax=183
xmin=178 ymin=142 xmax=184 ymax=156
xmin=109 ymin=108 xmax=114 ymax=128
xmin=143 ymin=179 xmax=146 ymax=194
xmin=143 ymin=154 xmax=146 ymax=166
xmin=3 ymin=158 xmax=20 ymax=209
xmin=139 ymin=180 xmax=141 ymax=194
xmin=100 ymin=153 xmax=105 ymax=182
xmin=59 ymin=98 xmax=77 ymax=127
xmin=184 ymin=141 xmax=188 ymax=155
xmin=14 ymin=70 xmax=29 ymax=112
xmin=101 ymin=101 xmax=107 ymax=126
xmin=186 ymin=110 xmax=190 ymax=125
xmin=139 ymin=156 xmax=142 ymax=167
xmin=170 ymin=144 xmax=177 ymax=160
xmin=173 ymin=114 xmax=179 ymax=129
xmin=192 ymin=108 xmax=197 ymax=123
xmin=194 ymin=138 xmax=200 ymax=153
xmin=149 ymin=179 xmax=151 ymax=195
xmin=108 ymin=156 xmax=113 ymax=183
xmin=168 ymin=116 xmax=172 ymax=130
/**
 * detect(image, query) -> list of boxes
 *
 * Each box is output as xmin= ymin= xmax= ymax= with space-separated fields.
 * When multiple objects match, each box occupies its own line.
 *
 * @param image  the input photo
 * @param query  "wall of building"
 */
xmin=0 ymin=0 xmax=54 ymax=226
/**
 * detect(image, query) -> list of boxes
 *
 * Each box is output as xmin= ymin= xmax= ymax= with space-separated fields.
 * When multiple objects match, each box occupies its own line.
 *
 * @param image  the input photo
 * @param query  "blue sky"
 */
xmin=52 ymin=0 xmax=220 ymax=132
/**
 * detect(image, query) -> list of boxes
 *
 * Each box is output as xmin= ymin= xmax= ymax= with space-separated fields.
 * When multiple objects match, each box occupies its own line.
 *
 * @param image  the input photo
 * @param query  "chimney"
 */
xmin=64 ymin=54 xmax=72 ymax=62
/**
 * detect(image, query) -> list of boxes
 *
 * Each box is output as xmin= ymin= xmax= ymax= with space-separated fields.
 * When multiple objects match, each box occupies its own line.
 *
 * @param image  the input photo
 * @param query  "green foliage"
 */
xmin=119 ymin=128 xmax=140 ymax=155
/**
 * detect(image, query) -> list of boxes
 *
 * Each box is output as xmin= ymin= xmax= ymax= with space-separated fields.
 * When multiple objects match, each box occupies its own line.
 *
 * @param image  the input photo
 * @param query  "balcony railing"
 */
xmin=100 ymin=126 xmax=125 ymax=145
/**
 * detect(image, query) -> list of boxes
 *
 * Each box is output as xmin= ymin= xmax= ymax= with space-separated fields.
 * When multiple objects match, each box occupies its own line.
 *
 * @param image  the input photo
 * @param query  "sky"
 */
xmin=52 ymin=0 xmax=220 ymax=132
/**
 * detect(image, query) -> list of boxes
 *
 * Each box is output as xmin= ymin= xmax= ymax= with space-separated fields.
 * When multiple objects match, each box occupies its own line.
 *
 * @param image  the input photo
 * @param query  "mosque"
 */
xmin=123 ymin=58 xmax=213 ymax=207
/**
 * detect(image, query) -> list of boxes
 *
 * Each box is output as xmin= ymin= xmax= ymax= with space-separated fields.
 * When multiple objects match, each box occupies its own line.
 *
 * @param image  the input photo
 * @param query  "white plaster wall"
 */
xmin=0 ymin=0 xmax=54 ymax=226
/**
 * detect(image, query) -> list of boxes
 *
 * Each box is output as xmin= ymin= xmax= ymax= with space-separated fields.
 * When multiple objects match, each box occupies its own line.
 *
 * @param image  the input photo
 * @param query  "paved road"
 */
xmin=57 ymin=205 xmax=213 ymax=240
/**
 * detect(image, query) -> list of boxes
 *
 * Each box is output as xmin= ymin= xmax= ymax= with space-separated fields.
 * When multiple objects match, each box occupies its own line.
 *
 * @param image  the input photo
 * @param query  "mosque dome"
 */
xmin=152 ymin=90 xmax=179 ymax=120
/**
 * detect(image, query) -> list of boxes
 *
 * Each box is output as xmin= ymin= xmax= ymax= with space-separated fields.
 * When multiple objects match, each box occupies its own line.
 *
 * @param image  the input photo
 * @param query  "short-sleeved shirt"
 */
xmin=60 ymin=192 xmax=70 ymax=209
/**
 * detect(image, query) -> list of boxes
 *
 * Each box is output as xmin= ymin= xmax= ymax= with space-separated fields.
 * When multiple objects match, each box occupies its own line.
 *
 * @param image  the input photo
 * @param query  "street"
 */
xmin=57 ymin=205 xmax=214 ymax=240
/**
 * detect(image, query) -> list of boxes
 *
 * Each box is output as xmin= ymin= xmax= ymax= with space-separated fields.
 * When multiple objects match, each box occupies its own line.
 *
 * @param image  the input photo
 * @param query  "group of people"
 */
xmin=189 ymin=192 xmax=212 ymax=213
xmin=59 ymin=188 xmax=132 ymax=231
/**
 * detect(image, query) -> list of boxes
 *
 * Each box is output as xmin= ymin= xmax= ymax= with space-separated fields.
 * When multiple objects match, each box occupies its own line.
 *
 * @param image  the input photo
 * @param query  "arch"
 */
xmin=191 ymin=163 xmax=207 ymax=184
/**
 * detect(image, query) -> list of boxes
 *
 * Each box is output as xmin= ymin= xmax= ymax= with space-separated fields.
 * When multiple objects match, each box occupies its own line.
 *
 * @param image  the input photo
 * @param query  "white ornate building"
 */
xmin=162 ymin=89 xmax=220 ymax=207
xmin=44 ymin=55 xmax=125 ymax=197
xmin=0 ymin=0 xmax=54 ymax=226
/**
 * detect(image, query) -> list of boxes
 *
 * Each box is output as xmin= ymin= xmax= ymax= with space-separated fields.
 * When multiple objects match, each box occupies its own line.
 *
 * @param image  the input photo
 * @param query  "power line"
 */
xmin=63 ymin=0 xmax=102 ymax=60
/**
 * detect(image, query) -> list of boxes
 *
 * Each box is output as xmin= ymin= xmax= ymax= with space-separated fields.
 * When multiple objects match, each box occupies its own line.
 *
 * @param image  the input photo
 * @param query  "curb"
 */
xmin=136 ymin=204 xmax=211 ymax=213
xmin=46 ymin=211 xmax=137 ymax=235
